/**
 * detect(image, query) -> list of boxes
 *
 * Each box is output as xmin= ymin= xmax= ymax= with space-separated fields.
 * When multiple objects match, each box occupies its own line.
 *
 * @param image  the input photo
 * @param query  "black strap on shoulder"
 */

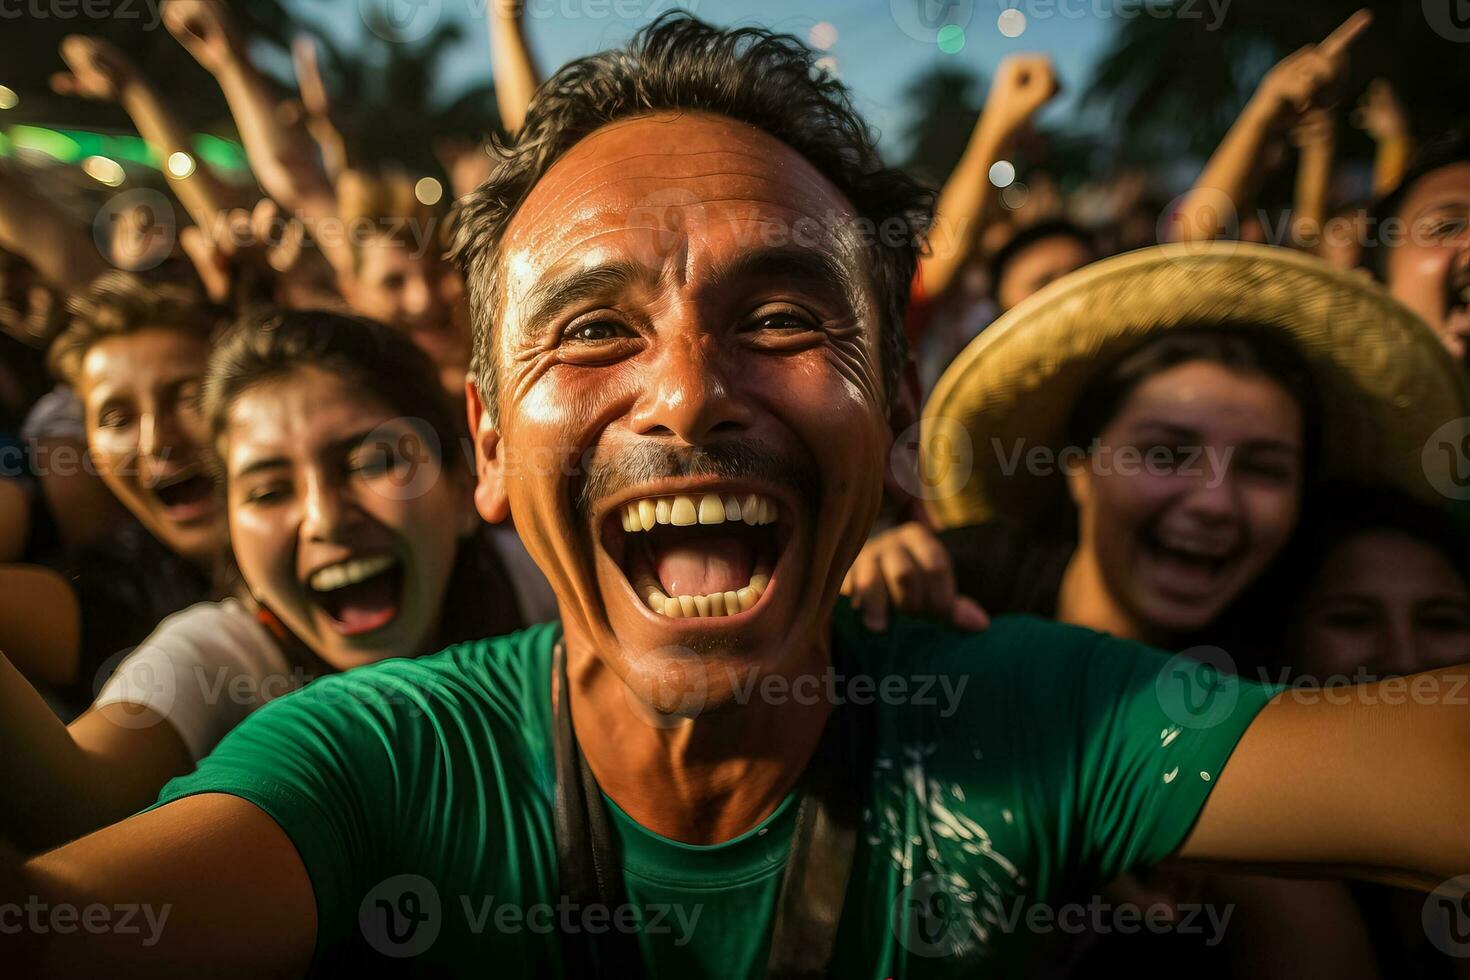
xmin=553 ymin=642 xmax=866 ymax=979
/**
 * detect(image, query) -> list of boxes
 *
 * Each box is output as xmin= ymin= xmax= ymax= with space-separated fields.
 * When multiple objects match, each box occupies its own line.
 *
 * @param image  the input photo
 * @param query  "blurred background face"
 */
xmin=348 ymin=239 xmax=471 ymax=392
xmin=1291 ymin=529 xmax=1470 ymax=679
xmin=1386 ymin=163 xmax=1470 ymax=359
xmin=1070 ymin=359 xmax=1303 ymax=638
xmin=222 ymin=366 xmax=466 ymax=671
xmin=77 ymin=327 xmax=222 ymax=564
xmin=995 ymin=234 xmax=1095 ymax=311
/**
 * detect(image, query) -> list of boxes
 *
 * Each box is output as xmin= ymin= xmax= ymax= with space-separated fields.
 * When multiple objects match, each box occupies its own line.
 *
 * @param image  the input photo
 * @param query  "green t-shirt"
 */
xmin=155 ymin=604 xmax=1274 ymax=977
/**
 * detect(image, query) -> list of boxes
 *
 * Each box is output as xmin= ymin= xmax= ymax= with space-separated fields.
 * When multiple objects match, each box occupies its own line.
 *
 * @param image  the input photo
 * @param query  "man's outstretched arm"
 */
xmin=1181 ymin=666 xmax=1470 ymax=889
xmin=8 ymin=793 xmax=315 ymax=977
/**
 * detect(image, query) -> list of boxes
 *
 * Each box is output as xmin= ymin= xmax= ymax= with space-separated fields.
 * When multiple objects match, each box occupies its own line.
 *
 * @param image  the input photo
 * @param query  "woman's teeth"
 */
xmin=309 ymin=555 xmax=397 ymax=592
xmin=640 ymin=570 xmax=771 ymax=618
xmin=620 ymin=492 xmax=778 ymax=532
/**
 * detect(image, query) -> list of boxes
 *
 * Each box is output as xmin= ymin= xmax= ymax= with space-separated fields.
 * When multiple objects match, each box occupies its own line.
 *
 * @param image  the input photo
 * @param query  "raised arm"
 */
xmin=0 ymin=649 xmax=192 ymax=853
xmin=0 ymin=164 xmax=107 ymax=292
xmin=489 ymin=0 xmax=540 ymax=135
xmin=52 ymin=34 xmax=246 ymax=230
xmin=1290 ymin=109 xmax=1335 ymax=249
xmin=1180 ymin=665 xmax=1470 ymax=891
xmin=1352 ymin=79 xmax=1412 ymax=198
xmin=1173 ymin=10 xmax=1370 ymax=243
xmin=162 ymin=0 xmax=352 ymax=276
xmin=921 ymin=54 xmax=1058 ymax=302
xmin=7 ymin=794 xmax=315 ymax=976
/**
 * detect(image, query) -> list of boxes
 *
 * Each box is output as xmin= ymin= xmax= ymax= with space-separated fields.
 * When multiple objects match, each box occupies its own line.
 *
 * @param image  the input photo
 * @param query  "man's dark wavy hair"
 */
xmin=450 ymin=12 xmax=933 ymax=423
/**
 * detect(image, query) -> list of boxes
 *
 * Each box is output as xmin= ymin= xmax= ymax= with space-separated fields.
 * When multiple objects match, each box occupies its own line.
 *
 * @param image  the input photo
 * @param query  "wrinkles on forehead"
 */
xmin=497 ymin=113 xmax=875 ymax=349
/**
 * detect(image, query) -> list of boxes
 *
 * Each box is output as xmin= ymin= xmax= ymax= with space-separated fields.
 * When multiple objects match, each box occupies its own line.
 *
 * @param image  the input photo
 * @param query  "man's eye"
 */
xmin=245 ymin=485 xmax=289 ymax=505
xmin=97 ymin=409 xmax=133 ymax=429
xmin=1424 ymin=217 xmax=1468 ymax=239
xmin=564 ymin=320 xmax=629 ymax=343
xmin=750 ymin=311 xmax=814 ymax=332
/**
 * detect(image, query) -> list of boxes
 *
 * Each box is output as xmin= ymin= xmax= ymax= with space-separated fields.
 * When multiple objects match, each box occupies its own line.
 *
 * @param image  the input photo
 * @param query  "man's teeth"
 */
xmin=639 ymin=570 xmax=772 ymax=618
xmin=309 ymin=555 xmax=396 ymax=592
xmin=620 ymin=492 xmax=777 ymax=532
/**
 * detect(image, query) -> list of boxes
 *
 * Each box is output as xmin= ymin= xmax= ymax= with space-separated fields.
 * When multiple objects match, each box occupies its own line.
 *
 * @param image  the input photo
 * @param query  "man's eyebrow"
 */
xmin=707 ymin=245 xmax=859 ymax=305
xmin=517 ymin=259 xmax=654 ymax=343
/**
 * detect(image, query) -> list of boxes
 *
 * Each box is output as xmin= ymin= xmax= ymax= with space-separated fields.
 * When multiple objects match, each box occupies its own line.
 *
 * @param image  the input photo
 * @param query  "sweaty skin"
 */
xmin=467 ymin=112 xmax=892 ymax=843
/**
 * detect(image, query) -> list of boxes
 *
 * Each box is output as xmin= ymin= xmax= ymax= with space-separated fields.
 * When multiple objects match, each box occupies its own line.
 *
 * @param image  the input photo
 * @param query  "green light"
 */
xmin=7 ymin=125 xmax=79 ymax=161
xmin=938 ymin=25 xmax=966 ymax=54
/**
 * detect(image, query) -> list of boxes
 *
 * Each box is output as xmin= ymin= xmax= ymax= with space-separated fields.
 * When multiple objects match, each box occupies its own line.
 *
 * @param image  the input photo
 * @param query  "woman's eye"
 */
xmin=245 ymin=485 xmax=288 ymax=505
xmin=98 ymin=409 xmax=132 ymax=429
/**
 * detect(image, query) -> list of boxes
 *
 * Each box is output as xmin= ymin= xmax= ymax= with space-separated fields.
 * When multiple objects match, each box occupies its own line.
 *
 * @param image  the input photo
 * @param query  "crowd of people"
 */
xmin=2 ymin=3 xmax=1470 ymax=977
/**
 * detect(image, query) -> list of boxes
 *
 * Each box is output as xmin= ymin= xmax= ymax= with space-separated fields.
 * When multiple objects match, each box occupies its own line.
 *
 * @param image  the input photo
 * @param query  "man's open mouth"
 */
xmin=305 ymin=554 xmax=405 ymax=636
xmin=149 ymin=469 xmax=217 ymax=522
xmin=605 ymin=490 xmax=789 ymax=620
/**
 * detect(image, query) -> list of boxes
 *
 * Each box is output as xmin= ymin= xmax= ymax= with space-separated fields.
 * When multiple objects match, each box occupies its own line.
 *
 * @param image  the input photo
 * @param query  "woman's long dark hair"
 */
xmin=203 ymin=309 xmax=521 ymax=670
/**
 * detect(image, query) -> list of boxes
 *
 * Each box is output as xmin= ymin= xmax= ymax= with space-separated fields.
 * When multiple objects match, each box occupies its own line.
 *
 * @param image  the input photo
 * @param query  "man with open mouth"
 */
xmin=12 ymin=15 xmax=1470 ymax=978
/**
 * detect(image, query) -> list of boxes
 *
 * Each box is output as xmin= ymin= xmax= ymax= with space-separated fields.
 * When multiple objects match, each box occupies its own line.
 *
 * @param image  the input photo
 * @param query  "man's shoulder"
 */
xmin=834 ymin=598 xmax=1116 ymax=674
xmin=277 ymin=620 xmax=562 ymax=723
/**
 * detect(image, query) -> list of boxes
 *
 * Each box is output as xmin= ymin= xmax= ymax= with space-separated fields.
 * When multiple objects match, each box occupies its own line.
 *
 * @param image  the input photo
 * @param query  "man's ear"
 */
xmin=1064 ymin=451 xmax=1092 ymax=511
xmin=466 ymin=376 xmax=510 ymax=524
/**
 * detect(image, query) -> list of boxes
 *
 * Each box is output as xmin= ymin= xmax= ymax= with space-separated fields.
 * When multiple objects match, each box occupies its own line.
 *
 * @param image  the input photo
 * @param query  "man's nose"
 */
xmin=631 ymin=332 xmax=752 ymax=445
xmin=402 ymin=275 xmax=433 ymax=317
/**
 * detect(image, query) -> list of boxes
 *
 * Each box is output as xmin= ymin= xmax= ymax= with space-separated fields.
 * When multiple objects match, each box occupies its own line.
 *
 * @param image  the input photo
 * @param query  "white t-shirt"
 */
xmin=92 ymin=529 xmax=555 ymax=763
xmin=93 ymin=599 xmax=300 ymax=763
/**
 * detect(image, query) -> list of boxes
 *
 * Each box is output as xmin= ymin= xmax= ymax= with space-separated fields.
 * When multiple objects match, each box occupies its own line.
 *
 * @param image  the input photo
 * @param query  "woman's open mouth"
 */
xmin=603 ymin=490 xmax=791 ymax=621
xmin=150 ymin=470 xmax=217 ymax=523
xmin=305 ymin=554 xmax=405 ymax=637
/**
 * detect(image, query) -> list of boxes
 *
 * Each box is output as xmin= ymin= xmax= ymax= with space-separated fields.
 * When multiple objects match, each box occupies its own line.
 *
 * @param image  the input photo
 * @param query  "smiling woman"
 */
xmin=0 ymin=309 xmax=552 ymax=855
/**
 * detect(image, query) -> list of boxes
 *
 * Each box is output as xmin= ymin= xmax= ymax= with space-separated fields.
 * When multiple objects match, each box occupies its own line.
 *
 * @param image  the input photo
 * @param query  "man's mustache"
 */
xmin=576 ymin=440 xmax=821 ymax=520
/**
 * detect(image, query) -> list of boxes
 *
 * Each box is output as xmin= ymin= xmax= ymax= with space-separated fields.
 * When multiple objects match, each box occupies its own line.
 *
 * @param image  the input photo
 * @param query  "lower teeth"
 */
xmin=643 ymin=572 xmax=770 ymax=618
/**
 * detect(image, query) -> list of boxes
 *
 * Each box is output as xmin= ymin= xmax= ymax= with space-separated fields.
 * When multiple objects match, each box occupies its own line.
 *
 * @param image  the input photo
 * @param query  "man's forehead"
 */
xmin=502 ymin=112 xmax=861 ymax=269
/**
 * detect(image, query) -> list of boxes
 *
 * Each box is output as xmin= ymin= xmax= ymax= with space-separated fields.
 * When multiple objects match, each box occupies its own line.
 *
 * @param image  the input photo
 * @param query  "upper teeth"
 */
xmin=619 ymin=492 xmax=778 ymax=532
xmin=1155 ymin=532 xmax=1227 ymax=560
xmin=309 ymin=555 xmax=396 ymax=592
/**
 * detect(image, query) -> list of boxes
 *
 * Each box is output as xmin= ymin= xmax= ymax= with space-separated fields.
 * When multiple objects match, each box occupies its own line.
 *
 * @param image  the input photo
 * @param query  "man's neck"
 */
xmin=564 ymin=636 xmax=832 ymax=845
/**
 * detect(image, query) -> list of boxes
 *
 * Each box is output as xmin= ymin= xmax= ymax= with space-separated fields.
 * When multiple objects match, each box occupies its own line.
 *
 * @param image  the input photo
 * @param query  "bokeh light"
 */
xmin=808 ymin=21 xmax=837 ymax=51
xmin=415 ymin=176 xmax=443 ymax=206
xmin=937 ymin=25 xmax=966 ymax=54
xmin=166 ymin=151 xmax=196 ymax=178
xmin=988 ymin=160 xmax=1016 ymax=188
xmin=0 ymin=86 xmax=17 ymax=110
xmin=998 ymin=9 xmax=1027 ymax=38
xmin=83 ymin=156 xmax=125 ymax=187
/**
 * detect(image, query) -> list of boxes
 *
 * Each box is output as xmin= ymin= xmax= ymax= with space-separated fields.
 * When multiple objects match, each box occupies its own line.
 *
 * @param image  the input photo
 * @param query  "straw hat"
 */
xmin=921 ymin=242 xmax=1470 ymax=530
